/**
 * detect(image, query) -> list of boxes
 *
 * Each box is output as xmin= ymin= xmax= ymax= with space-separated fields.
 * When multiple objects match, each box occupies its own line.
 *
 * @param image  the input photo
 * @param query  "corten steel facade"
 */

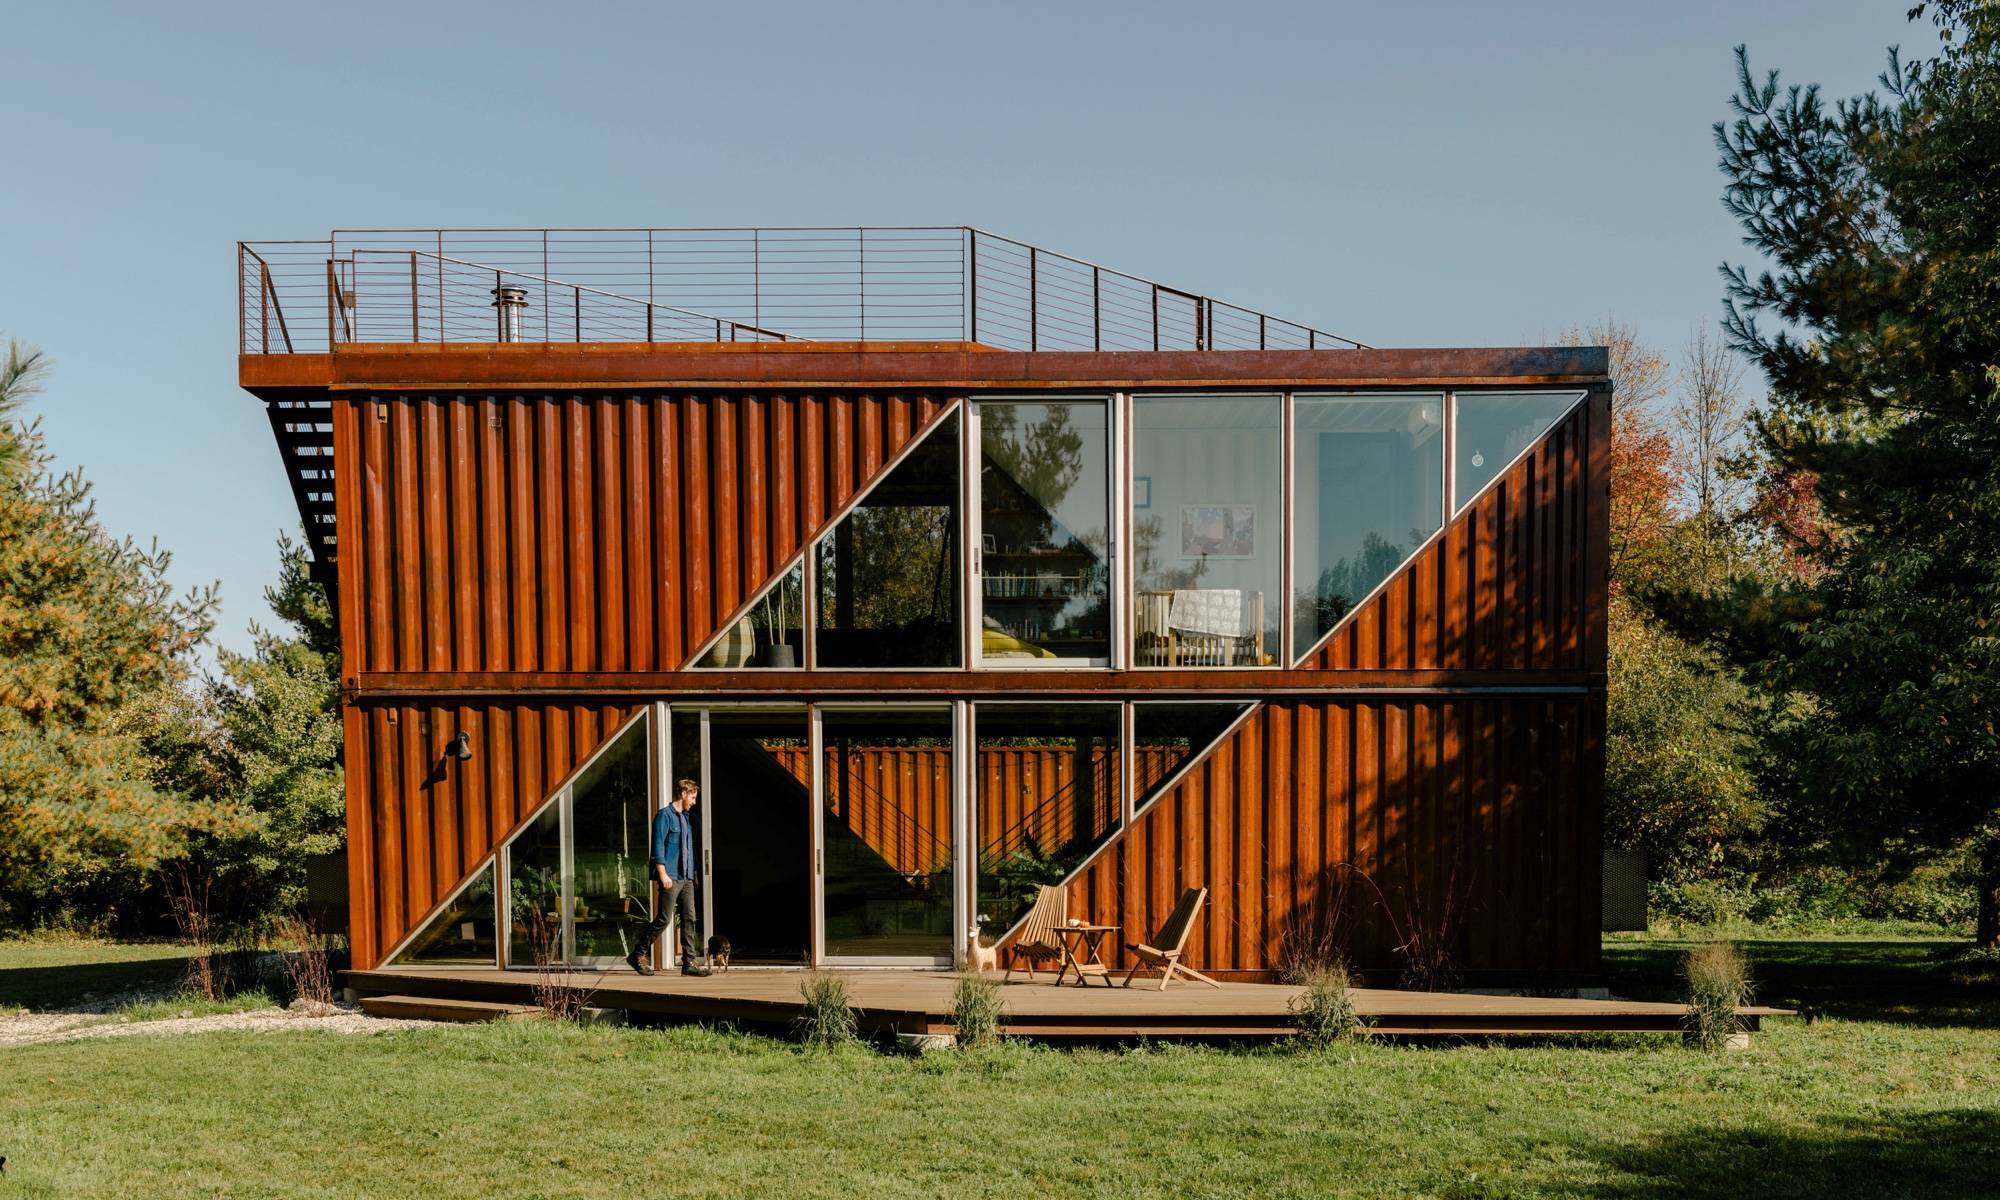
xmin=241 ymin=229 xmax=1609 ymax=983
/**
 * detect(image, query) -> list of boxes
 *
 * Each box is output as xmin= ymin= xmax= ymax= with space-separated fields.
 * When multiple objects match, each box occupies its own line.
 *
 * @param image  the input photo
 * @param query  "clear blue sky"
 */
xmin=0 ymin=0 xmax=1932 ymax=659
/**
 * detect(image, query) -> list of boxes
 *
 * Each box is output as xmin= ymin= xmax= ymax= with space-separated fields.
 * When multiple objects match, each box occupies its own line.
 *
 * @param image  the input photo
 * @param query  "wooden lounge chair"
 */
xmin=1122 ymin=887 xmax=1221 ymax=989
xmin=1003 ymin=884 xmax=1067 ymax=982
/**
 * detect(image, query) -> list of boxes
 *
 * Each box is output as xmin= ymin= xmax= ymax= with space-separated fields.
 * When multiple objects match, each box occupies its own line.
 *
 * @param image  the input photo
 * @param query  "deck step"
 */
xmin=360 ymin=994 xmax=540 ymax=1023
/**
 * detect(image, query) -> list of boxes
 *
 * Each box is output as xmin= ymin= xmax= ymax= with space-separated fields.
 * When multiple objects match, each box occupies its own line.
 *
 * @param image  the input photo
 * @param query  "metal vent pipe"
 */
xmin=491 ymin=283 xmax=529 ymax=342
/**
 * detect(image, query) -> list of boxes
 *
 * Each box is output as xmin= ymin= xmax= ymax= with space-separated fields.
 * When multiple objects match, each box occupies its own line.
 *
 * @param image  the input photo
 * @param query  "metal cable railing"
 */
xmin=238 ymin=226 xmax=1367 ymax=354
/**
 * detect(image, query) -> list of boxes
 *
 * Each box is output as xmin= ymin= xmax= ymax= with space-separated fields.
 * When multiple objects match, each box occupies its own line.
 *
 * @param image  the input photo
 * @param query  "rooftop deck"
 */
xmin=239 ymin=225 xmax=1367 ymax=357
xmin=347 ymin=966 xmax=1788 ymax=1040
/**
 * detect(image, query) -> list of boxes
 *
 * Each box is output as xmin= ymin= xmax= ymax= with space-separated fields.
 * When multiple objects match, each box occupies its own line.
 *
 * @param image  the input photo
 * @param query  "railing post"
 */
xmin=1151 ymin=284 xmax=1160 ymax=352
xmin=1092 ymin=265 xmax=1101 ymax=351
xmin=858 ymin=226 xmax=866 ymax=342
xmin=647 ymin=304 xmax=654 ymax=343
xmin=238 ymin=244 xmax=247 ymax=355
xmin=495 ymin=270 xmax=504 ymax=341
xmin=1259 ymin=313 xmax=1266 ymax=351
xmin=968 ymin=230 xmax=978 ymax=344
xmin=410 ymin=251 xmax=419 ymax=343
xmin=1196 ymin=298 xmax=1207 ymax=352
xmin=574 ymin=285 xmax=581 ymax=342
xmin=1029 ymin=246 xmax=1038 ymax=352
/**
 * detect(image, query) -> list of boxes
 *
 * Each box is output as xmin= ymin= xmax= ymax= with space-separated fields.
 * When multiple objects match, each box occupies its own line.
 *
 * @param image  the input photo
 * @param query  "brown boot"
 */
xmin=626 ymin=949 xmax=655 ymax=976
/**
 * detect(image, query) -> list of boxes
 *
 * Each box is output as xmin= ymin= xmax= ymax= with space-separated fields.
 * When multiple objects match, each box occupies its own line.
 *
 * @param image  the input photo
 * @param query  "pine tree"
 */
xmin=209 ymin=535 xmax=344 ymax=917
xmin=1655 ymin=5 xmax=2000 ymax=945
xmin=0 ymin=341 xmax=244 ymax=925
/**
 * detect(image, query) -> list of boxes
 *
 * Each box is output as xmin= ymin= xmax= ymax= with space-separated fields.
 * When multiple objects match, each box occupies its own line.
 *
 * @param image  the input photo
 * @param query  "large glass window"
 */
xmin=569 ymin=718 xmax=654 ymax=965
xmin=973 ymin=704 xmax=1121 ymax=936
xmin=504 ymin=800 xmax=564 ymax=967
xmin=501 ymin=713 xmax=653 ymax=968
xmin=816 ymin=411 xmax=961 ymax=667
xmin=820 ymin=708 xmax=955 ymax=960
xmin=1132 ymin=394 xmax=1283 ymax=666
xmin=976 ymin=400 xmax=1111 ymax=664
xmin=1293 ymin=394 xmax=1444 ymax=656
xmin=391 ymin=860 xmax=497 ymax=966
xmin=1453 ymin=390 xmax=1585 ymax=510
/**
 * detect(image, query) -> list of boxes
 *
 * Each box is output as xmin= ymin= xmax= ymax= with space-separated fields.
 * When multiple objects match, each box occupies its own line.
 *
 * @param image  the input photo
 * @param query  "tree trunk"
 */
xmin=1979 ymin=835 xmax=2000 ymax=951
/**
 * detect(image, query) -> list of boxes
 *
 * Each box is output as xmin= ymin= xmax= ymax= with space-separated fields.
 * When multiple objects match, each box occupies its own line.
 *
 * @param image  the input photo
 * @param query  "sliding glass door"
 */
xmin=816 ymin=706 xmax=957 ymax=964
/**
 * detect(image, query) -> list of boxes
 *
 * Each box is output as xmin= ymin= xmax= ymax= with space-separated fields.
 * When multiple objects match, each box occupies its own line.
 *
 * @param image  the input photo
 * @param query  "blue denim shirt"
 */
xmin=650 ymin=805 xmax=693 ymax=880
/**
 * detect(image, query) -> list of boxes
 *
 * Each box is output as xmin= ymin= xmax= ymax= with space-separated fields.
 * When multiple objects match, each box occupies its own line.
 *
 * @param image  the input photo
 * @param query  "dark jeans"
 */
xmin=640 ymin=877 xmax=700 ymax=968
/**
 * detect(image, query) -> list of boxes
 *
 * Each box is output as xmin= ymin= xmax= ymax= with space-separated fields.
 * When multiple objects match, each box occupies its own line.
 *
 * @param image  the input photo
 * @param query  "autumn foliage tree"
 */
xmin=1567 ymin=323 xmax=1763 ymax=891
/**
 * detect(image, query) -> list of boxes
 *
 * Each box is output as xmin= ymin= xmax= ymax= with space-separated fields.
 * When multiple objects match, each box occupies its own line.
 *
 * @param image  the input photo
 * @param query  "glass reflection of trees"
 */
xmin=816 ymin=412 xmax=962 ymax=667
xmin=978 ymin=402 xmax=1110 ymax=662
xmin=1292 ymin=396 xmax=1445 ymax=656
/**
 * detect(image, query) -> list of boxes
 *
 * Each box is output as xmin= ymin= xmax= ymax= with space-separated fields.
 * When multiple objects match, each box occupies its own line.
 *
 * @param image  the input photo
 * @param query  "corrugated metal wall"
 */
xmin=1065 ymin=696 xmax=1604 ymax=977
xmin=344 ymin=699 xmax=633 ymax=968
xmin=334 ymin=391 xmax=956 ymax=675
xmin=341 ymin=388 xmax=1607 ymax=975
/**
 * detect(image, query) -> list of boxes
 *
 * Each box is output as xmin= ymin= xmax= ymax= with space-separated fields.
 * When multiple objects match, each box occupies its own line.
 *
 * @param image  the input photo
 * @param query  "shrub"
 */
xmin=795 ymin=972 xmax=858 ymax=1050
xmin=1288 ymin=959 xmax=1364 ymax=1049
xmin=1650 ymin=878 xmax=1754 ymax=928
xmin=1682 ymin=941 xmax=1752 ymax=1051
xmin=949 ymin=972 xmax=1003 ymax=1048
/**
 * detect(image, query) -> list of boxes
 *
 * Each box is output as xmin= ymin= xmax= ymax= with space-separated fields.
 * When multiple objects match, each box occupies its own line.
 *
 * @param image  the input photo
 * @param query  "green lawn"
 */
xmin=0 ymin=939 xmax=195 ymax=1012
xmin=2 ymin=932 xmax=1997 ymax=1199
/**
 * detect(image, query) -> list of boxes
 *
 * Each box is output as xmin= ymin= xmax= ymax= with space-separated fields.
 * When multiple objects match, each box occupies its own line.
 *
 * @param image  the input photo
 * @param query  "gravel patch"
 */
xmin=1 ymin=1003 xmax=447 ymax=1047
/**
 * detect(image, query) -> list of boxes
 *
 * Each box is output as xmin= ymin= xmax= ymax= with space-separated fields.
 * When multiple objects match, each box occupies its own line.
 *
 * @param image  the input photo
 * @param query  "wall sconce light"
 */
xmin=424 ymin=732 xmax=474 ymax=788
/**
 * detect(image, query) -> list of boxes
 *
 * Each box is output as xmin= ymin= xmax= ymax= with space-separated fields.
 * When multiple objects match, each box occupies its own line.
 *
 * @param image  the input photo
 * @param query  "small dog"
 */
xmin=966 ymin=926 xmax=998 ymax=973
xmin=705 ymin=935 xmax=732 ymax=972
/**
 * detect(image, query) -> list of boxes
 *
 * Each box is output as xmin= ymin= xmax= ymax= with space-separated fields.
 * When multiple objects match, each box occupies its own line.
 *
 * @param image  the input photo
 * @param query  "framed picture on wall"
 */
xmin=1180 ymin=504 xmax=1255 ymax=559
xmin=1132 ymin=475 xmax=1152 ymax=509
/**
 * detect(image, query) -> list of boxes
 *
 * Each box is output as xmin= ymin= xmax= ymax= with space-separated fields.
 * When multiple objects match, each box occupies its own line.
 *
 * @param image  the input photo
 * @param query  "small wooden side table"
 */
xmin=1053 ymin=923 xmax=1120 ymax=987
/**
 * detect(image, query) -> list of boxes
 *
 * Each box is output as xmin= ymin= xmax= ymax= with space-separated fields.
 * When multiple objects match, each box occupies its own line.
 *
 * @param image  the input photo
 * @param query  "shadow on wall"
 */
xmin=1564 ymin=1109 xmax=2000 ymax=1200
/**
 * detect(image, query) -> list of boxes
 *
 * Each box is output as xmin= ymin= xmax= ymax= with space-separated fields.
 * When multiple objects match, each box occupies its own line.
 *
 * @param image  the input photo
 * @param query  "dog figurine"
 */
xmin=705 ymin=935 xmax=732 ymax=973
xmin=966 ymin=926 xmax=998 ymax=973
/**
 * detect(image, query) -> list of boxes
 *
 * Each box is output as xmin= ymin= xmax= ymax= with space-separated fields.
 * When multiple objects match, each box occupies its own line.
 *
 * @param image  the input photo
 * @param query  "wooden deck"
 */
xmin=345 ymin=967 xmax=1789 ymax=1039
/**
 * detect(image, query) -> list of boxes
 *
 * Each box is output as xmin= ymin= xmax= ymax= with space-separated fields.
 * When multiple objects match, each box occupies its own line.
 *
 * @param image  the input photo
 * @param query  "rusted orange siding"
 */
xmin=343 ymin=699 xmax=633 ymax=969
xmin=335 ymin=391 xmax=955 ymax=676
xmin=1064 ymin=696 xmax=1604 ymax=978
xmin=327 ymin=369 xmax=1609 ymax=978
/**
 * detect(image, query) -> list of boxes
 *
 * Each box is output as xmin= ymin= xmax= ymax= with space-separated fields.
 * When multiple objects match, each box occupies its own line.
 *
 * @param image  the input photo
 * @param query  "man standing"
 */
xmin=628 ymin=778 xmax=711 ymax=976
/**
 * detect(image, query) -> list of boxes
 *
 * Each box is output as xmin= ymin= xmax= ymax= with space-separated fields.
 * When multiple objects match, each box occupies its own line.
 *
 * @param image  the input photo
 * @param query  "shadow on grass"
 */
xmin=1561 ymin=1108 xmax=2000 ymax=1199
xmin=0 ymin=951 xmax=192 ymax=1012
xmin=1601 ymin=938 xmax=2000 ymax=1028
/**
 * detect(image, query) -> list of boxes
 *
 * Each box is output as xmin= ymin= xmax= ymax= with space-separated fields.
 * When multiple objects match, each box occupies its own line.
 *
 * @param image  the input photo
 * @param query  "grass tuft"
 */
xmin=1287 ymin=957 xmax=1365 ymax=1049
xmin=1683 ymin=940 xmax=1753 ymax=1050
xmin=948 ymin=971 xmax=1003 ymax=1048
xmin=794 ymin=971 xmax=859 ymax=1050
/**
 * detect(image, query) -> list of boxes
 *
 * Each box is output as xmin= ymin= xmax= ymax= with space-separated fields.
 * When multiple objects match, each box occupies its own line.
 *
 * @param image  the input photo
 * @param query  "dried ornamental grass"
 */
xmin=949 ymin=972 xmax=1004 ymax=1048
xmin=795 ymin=971 xmax=859 ymax=1049
xmin=1288 ymin=958 xmax=1365 ymax=1049
xmin=1683 ymin=941 xmax=1753 ymax=1051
